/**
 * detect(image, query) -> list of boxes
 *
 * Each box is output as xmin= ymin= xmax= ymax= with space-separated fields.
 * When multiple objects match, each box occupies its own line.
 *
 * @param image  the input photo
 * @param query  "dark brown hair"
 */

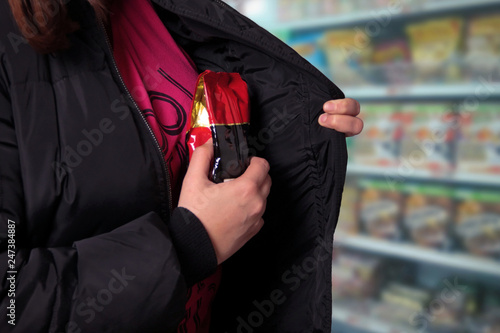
xmin=8 ymin=0 xmax=111 ymax=53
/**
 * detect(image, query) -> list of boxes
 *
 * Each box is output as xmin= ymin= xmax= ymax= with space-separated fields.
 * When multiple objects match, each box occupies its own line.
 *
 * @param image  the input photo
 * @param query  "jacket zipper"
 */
xmin=98 ymin=20 xmax=174 ymax=216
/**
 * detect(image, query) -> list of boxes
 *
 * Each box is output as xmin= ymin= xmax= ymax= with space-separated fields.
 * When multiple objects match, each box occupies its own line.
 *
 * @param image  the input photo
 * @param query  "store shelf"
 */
xmin=341 ymin=83 xmax=500 ymax=100
xmin=332 ymin=304 xmax=418 ymax=333
xmin=346 ymin=164 xmax=500 ymax=187
xmin=268 ymin=0 xmax=500 ymax=31
xmin=334 ymin=234 xmax=500 ymax=277
xmin=424 ymin=0 xmax=500 ymax=11
xmin=272 ymin=10 xmax=383 ymax=31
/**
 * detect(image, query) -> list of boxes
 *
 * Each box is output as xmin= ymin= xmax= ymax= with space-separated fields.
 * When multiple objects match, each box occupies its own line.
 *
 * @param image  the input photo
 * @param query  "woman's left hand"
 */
xmin=318 ymin=98 xmax=364 ymax=137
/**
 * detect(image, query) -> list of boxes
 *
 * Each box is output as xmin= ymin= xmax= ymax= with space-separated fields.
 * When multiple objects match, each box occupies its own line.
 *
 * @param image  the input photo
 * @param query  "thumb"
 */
xmin=186 ymin=139 xmax=214 ymax=182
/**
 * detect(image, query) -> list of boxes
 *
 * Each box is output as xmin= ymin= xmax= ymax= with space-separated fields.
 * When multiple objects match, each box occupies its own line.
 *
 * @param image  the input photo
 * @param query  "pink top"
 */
xmin=111 ymin=0 xmax=198 ymax=204
xmin=111 ymin=0 xmax=221 ymax=332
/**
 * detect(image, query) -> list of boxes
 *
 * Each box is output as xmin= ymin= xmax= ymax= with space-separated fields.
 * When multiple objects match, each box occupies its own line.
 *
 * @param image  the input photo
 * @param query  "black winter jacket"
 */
xmin=0 ymin=0 xmax=347 ymax=332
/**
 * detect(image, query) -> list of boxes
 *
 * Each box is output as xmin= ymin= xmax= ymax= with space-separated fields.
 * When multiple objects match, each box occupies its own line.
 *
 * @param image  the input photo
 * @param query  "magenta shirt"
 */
xmin=111 ymin=0 xmax=221 ymax=332
xmin=111 ymin=0 xmax=198 ymax=205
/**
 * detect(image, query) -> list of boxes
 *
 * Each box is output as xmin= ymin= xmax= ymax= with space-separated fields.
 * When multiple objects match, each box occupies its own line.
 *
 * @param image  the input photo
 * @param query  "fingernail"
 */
xmin=325 ymin=101 xmax=337 ymax=112
xmin=319 ymin=114 xmax=328 ymax=123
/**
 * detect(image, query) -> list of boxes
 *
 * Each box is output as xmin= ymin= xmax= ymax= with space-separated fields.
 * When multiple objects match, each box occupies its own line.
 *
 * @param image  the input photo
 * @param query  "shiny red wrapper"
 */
xmin=187 ymin=70 xmax=251 ymax=183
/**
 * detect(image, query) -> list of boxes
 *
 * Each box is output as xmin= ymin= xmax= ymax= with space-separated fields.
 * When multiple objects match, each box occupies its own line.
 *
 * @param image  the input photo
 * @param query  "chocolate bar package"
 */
xmin=187 ymin=70 xmax=251 ymax=183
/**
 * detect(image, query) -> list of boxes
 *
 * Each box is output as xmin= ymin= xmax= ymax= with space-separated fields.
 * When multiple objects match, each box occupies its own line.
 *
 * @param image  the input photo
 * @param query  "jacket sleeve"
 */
xmin=0 ymin=82 xmax=217 ymax=332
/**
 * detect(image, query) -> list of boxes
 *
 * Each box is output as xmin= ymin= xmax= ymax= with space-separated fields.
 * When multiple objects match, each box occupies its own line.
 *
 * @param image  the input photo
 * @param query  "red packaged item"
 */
xmin=187 ymin=70 xmax=251 ymax=183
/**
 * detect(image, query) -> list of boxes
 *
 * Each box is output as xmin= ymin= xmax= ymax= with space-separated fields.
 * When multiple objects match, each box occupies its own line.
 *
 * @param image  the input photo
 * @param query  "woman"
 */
xmin=0 ymin=0 xmax=363 ymax=332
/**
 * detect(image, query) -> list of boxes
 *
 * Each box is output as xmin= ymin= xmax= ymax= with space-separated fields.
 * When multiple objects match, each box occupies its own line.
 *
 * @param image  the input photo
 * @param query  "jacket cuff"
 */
xmin=168 ymin=207 xmax=218 ymax=286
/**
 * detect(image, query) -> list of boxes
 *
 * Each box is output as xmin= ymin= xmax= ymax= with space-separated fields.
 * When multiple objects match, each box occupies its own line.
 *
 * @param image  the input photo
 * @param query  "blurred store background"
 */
xmin=226 ymin=0 xmax=500 ymax=332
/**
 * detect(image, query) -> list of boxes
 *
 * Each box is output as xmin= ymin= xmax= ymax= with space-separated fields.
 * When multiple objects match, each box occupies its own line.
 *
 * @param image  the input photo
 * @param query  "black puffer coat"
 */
xmin=0 ymin=0 xmax=347 ymax=332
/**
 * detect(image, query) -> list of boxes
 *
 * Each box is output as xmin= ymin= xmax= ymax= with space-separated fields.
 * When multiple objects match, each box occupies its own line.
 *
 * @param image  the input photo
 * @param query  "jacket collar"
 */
xmin=149 ymin=0 xmax=341 ymax=97
xmin=67 ymin=0 xmax=341 ymax=98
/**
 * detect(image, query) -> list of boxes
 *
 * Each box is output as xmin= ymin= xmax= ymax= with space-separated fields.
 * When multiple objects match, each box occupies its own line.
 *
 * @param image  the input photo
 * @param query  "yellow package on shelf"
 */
xmin=406 ymin=17 xmax=464 ymax=83
xmin=319 ymin=29 xmax=373 ymax=86
xmin=465 ymin=13 xmax=500 ymax=79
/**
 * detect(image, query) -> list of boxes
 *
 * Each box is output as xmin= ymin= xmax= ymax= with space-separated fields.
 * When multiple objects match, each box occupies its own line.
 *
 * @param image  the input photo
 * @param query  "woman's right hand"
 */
xmin=178 ymin=140 xmax=272 ymax=265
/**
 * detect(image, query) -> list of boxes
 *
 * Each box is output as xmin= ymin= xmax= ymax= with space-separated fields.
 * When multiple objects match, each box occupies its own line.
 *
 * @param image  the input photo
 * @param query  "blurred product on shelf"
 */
xmin=277 ymin=0 xmax=302 ymax=22
xmin=373 ymin=282 xmax=431 ymax=327
xmin=405 ymin=17 xmax=463 ymax=83
xmin=465 ymin=14 xmax=500 ymax=81
xmin=371 ymin=39 xmax=412 ymax=85
xmin=350 ymin=104 xmax=402 ymax=167
xmin=348 ymin=102 xmax=500 ymax=179
xmin=288 ymin=33 xmax=327 ymax=71
xmin=402 ymin=183 xmax=453 ymax=249
xmin=481 ymin=311 xmax=500 ymax=333
xmin=400 ymin=103 xmax=455 ymax=175
xmin=480 ymin=293 xmax=500 ymax=333
xmin=358 ymin=179 xmax=403 ymax=240
xmin=320 ymin=29 xmax=372 ymax=86
xmin=279 ymin=9 xmax=500 ymax=87
xmin=332 ymin=250 xmax=500 ymax=332
xmin=277 ymin=0 xmax=332 ymax=21
xmin=336 ymin=183 xmax=359 ymax=235
xmin=340 ymin=177 xmax=500 ymax=259
xmin=457 ymin=104 xmax=500 ymax=176
xmin=455 ymin=188 xmax=500 ymax=259
xmin=331 ymin=251 xmax=382 ymax=299
xmin=426 ymin=279 xmax=479 ymax=332
xmin=304 ymin=0 xmax=324 ymax=18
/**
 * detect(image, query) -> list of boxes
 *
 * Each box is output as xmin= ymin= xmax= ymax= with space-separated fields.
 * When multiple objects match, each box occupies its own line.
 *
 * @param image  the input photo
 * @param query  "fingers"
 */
xmin=253 ymin=218 xmax=265 ymax=235
xmin=261 ymin=174 xmax=272 ymax=197
xmin=320 ymin=98 xmax=363 ymax=136
xmin=319 ymin=114 xmax=364 ymax=137
xmin=185 ymin=139 xmax=214 ymax=182
xmin=323 ymin=98 xmax=360 ymax=116
xmin=239 ymin=157 xmax=270 ymax=185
